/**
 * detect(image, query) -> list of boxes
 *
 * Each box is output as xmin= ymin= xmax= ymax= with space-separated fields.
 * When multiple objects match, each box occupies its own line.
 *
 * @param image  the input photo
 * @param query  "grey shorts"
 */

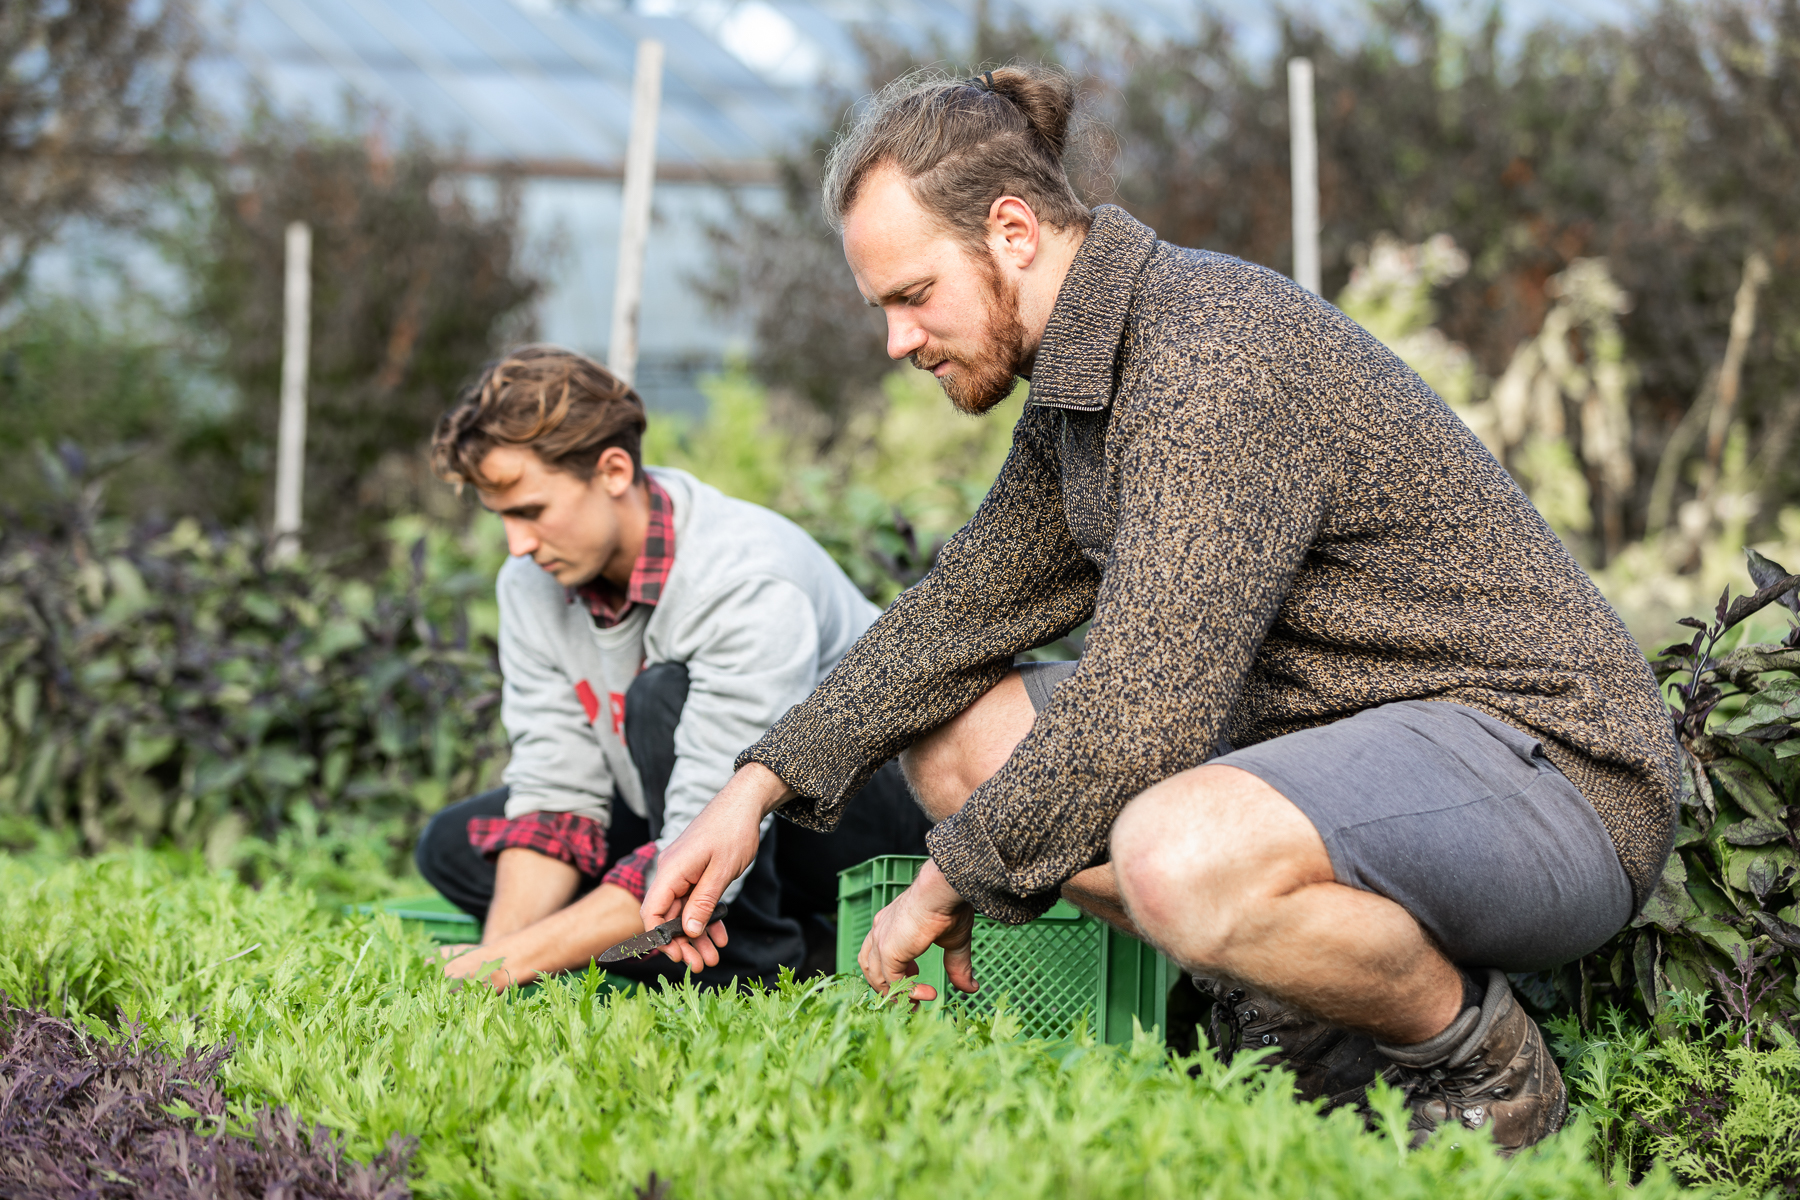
xmin=1018 ymin=661 xmax=1633 ymax=971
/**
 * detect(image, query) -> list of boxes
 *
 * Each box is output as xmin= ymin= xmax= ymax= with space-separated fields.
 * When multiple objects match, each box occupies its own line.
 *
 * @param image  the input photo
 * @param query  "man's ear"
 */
xmin=594 ymin=446 xmax=639 ymax=498
xmin=988 ymin=195 xmax=1040 ymax=271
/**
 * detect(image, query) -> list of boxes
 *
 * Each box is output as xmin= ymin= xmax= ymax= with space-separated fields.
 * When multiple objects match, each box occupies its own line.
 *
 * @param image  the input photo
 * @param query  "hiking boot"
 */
xmin=1375 ymin=969 xmax=1567 ymax=1155
xmin=1192 ymin=973 xmax=1393 ymax=1111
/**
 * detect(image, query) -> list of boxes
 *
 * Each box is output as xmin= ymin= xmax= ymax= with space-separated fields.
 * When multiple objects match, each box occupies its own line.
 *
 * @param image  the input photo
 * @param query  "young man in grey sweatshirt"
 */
xmin=417 ymin=345 xmax=929 ymax=989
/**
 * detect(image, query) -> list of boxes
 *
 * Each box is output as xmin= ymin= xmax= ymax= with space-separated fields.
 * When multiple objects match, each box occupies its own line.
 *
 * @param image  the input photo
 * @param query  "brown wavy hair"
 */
xmin=431 ymin=344 xmax=647 ymax=489
xmin=822 ymin=65 xmax=1091 ymax=249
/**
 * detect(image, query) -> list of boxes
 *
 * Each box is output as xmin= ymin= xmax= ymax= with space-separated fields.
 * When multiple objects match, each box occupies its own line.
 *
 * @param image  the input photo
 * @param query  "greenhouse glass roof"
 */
xmin=179 ymin=0 xmax=1637 ymax=411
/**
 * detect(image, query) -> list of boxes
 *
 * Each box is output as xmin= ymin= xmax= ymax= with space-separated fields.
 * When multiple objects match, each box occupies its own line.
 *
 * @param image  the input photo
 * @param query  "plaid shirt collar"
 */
xmin=571 ymin=475 xmax=675 ymax=629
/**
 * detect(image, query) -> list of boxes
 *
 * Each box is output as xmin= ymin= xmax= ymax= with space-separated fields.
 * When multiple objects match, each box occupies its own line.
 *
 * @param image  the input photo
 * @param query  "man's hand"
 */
xmin=438 ymin=943 xmax=527 ymax=991
xmin=432 ymin=882 xmax=657 ymax=992
xmin=859 ymin=858 xmax=978 ymax=1002
xmin=640 ymin=762 xmax=792 ymax=973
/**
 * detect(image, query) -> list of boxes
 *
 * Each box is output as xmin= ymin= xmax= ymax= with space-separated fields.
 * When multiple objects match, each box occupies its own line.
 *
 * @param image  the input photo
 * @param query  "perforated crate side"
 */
xmin=965 ymin=907 xmax=1104 ymax=1040
xmin=834 ymin=856 xmax=1171 ymax=1042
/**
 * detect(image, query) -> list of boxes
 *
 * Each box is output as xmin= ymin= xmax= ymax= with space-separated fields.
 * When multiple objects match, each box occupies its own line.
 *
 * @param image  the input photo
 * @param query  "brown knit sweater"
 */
xmin=742 ymin=205 xmax=1679 ymax=924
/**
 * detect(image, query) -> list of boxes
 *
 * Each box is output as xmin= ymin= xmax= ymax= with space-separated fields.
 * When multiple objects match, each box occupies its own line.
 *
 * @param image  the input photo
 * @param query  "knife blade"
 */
xmin=596 ymin=904 xmax=729 ymax=964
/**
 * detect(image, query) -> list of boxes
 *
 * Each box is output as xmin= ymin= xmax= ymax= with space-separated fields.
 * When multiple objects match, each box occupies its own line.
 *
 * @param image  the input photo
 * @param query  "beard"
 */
xmin=911 ymin=250 xmax=1030 ymax=415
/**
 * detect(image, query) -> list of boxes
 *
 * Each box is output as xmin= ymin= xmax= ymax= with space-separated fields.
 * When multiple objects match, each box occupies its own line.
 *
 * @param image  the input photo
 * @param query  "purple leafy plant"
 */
xmin=0 ymin=996 xmax=413 ymax=1199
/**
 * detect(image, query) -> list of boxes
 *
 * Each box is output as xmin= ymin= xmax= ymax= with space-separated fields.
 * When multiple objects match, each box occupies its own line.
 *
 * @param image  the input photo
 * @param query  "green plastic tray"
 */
xmin=836 ymin=855 xmax=1173 ymax=1045
xmin=349 ymin=893 xmax=480 ymax=944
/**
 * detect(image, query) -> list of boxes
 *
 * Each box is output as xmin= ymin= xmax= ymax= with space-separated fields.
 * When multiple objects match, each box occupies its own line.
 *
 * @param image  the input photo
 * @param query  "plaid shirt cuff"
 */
xmin=601 ymin=842 xmax=658 ymax=902
xmin=468 ymin=812 xmax=609 ymax=879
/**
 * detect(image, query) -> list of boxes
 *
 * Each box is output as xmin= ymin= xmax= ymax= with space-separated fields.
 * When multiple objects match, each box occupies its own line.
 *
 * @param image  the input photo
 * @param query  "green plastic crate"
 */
xmin=349 ymin=894 xmax=481 ymax=944
xmin=836 ymin=855 xmax=1173 ymax=1045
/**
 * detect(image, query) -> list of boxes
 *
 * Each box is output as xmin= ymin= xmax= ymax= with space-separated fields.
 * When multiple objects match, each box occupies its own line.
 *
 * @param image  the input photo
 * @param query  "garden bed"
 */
xmin=0 ymin=850 xmax=1698 ymax=1200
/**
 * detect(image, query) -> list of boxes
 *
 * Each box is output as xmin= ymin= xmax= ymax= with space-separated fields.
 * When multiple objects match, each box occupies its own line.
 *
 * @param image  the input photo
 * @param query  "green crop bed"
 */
xmin=0 ymin=850 xmax=1695 ymax=1199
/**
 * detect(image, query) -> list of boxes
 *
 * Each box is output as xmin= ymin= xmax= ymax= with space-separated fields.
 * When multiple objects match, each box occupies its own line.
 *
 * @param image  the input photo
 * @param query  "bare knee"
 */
xmin=1111 ymin=777 xmax=1234 ymax=960
xmin=1112 ymin=766 xmax=1331 ymax=966
xmin=898 ymin=671 xmax=1037 ymax=823
xmin=899 ymin=735 xmax=974 ymax=823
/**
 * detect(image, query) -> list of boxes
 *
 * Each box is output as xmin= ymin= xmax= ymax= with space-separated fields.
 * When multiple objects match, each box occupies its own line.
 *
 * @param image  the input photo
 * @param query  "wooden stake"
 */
xmin=1288 ymin=58 xmax=1320 ymax=295
xmin=609 ymin=39 xmax=665 ymax=387
xmin=272 ymin=220 xmax=311 ymax=564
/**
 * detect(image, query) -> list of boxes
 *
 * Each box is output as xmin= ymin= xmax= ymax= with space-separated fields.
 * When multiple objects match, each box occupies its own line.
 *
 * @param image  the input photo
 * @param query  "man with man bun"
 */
xmin=644 ymin=67 xmax=1678 ymax=1152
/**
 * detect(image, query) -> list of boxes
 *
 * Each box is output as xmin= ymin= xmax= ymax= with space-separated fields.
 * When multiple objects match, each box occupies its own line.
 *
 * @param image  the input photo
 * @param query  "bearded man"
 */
xmin=642 ymin=67 xmax=1679 ymax=1152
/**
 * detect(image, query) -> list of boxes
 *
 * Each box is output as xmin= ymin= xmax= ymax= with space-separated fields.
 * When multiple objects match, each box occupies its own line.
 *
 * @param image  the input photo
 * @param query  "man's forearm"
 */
xmin=453 ymin=882 xmax=648 ymax=988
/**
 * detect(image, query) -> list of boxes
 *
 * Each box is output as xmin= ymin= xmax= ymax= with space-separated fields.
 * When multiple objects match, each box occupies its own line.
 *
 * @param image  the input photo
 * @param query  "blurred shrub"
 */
xmin=1510 ymin=552 xmax=1800 ymax=1051
xmin=2 ymin=107 xmax=540 ymax=548
xmin=719 ymin=3 xmax=1800 ymax=565
xmin=0 ymin=496 xmax=510 ymax=864
xmin=648 ymin=366 xmax=1024 ymax=606
xmin=692 ymin=167 xmax=891 ymax=431
xmin=153 ymin=111 xmax=540 ymax=548
xmin=0 ymin=297 xmax=219 ymax=524
xmin=0 ymin=0 xmax=197 ymax=305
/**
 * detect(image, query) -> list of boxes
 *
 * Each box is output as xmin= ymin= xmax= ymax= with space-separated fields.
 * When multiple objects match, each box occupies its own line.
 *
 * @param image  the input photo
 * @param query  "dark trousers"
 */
xmin=414 ymin=662 xmax=931 ymax=984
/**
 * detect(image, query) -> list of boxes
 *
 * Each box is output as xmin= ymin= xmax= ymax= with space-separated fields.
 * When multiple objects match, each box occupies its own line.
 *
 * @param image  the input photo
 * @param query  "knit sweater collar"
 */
xmin=1026 ymin=205 xmax=1160 ymax=413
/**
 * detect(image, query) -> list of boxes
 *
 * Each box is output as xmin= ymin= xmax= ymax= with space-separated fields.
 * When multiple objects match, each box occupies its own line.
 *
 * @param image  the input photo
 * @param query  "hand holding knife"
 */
xmin=597 ymin=903 xmax=729 ymax=964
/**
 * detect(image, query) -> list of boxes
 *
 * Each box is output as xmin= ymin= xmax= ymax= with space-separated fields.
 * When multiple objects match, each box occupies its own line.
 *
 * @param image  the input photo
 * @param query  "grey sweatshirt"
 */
xmin=496 ymin=466 xmax=880 ymax=901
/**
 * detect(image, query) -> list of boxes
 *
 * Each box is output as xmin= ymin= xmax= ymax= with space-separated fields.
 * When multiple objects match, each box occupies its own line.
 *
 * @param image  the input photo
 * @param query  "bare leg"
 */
xmin=1109 ymin=764 xmax=1463 ymax=1045
xmin=482 ymin=848 xmax=581 ymax=941
xmin=900 ymin=670 xmax=1135 ymax=933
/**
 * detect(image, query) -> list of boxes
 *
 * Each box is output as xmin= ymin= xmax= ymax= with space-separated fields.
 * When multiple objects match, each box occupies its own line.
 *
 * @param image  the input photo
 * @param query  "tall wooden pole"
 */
xmin=272 ymin=220 xmax=312 ymax=564
xmin=609 ymin=39 xmax=664 ymax=387
xmin=1287 ymin=57 xmax=1320 ymax=295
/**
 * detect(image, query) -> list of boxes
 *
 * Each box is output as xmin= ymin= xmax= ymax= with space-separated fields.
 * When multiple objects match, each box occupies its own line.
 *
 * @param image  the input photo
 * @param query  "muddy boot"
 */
xmin=1375 ymin=969 xmax=1567 ymax=1155
xmin=1192 ymin=974 xmax=1393 ymax=1111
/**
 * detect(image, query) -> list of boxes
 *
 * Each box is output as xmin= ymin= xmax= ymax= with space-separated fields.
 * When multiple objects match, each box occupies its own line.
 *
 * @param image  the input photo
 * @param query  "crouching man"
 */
xmin=417 ymin=345 xmax=929 ymax=990
xmin=641 ymin=68 xmax=1680 ymax=1152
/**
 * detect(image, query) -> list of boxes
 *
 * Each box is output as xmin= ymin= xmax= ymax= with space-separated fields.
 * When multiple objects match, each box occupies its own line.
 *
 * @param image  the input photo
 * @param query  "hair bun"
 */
xmin=985 ymin=66 xmax=1076 ymax=157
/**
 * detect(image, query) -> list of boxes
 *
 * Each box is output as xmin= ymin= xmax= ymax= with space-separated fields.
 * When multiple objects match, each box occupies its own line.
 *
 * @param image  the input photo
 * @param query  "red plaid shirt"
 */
xmin=570 ymin=475 xmax=675 ymax=628
xmin=466 ymin=811 xmax=658 ymax=898
xmin=468 ymin=810 xmax=610 ymax=877
xmin=469 ymin=476 xmax=674 ymax=897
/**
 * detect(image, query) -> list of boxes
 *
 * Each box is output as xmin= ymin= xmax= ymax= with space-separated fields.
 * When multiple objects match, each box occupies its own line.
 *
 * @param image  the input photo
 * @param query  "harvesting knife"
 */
xmin=597 ymin=904 xmax=729 ymax=964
